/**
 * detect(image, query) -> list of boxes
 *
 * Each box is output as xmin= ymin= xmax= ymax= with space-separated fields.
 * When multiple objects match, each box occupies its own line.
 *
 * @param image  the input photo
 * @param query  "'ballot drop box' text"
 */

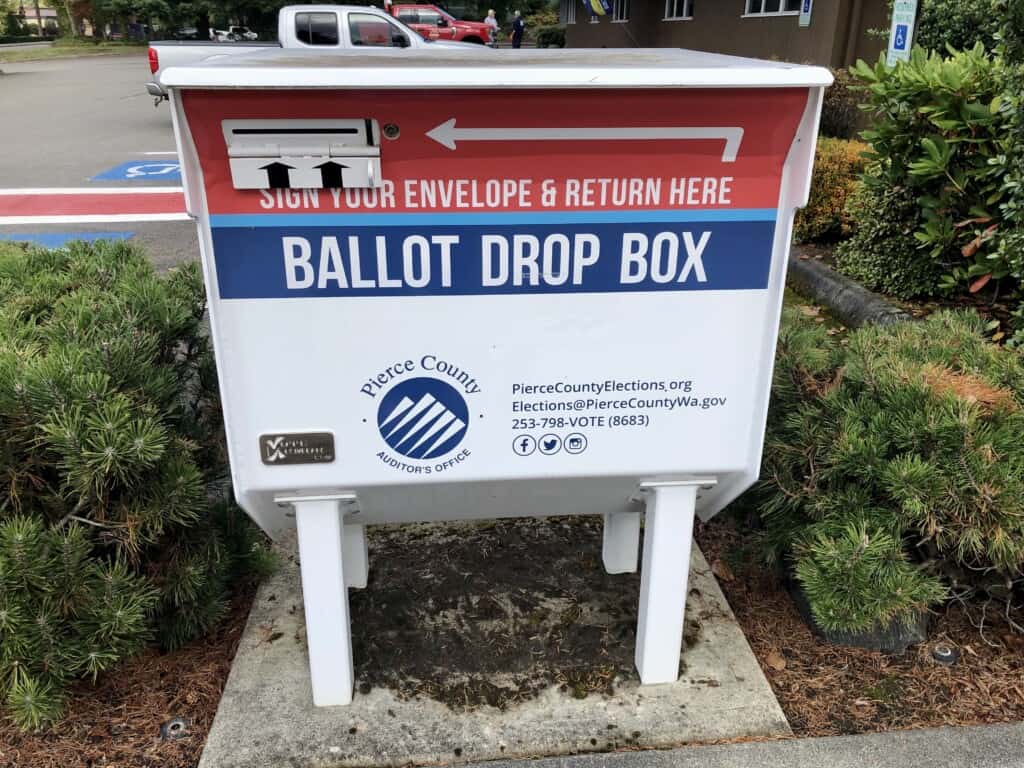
xmin=165 ymin=49 xmax=831 ymax=706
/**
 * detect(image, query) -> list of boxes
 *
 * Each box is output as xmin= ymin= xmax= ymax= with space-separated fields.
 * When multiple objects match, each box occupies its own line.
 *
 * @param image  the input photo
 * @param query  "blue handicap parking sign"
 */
xmin=894 ymin=23 xmax=908 ymax=50
xmin=92 ymin=160 xmax=181 ymax=182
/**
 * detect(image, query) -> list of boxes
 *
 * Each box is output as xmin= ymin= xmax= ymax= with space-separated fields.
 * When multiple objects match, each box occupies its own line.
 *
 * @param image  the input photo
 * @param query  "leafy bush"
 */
xmin=758 ymin=307 xmax=1024 ymax=633
xmin=820 ymin=69 xmax=861 ymax=139
xmin=915 ymin=0 xmax=1001 ymax=54
xmin=0 ymin=240 xmax=272 ymax=728
xmin=851 ymin=45 xmax=1014 ymax=292
xmin=998 ymin=2 xmax=1024 ymax=346
xmin=525 ymin=7 xmax=559 ymax=36
xmin=834 ymin=181 xmax=946 ymax=298
xmin=535 ymin=25 xmax=565 ymax=48
xmin=795 ymin=138 xmax=869 ymax=243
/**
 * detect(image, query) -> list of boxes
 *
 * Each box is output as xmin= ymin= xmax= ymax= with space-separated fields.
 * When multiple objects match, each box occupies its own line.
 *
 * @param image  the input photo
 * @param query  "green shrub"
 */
xmin=834 ymin=181 xmax=945 ymax=298
xmin=820 ymin=69 xmax=861 ymax=139
xmin=2 ymin=14 xmax=28 ymax=37
xmin=757 ymin=307 xmax=1024 ymax=632
xmin=535 ymin=25 xmax=565 ymax=48
xmin=915 ymin=0 xmax=1001 ymax=54
xmin=851 ymin=46 xmax=1013 ymax=292
xmin=0 ymin=240 xmax=273 ymax=728
xmin=997 ymin=0 xmax=1024 ymax=344
xmin=795 ymin=138 xmax=869 ymax=243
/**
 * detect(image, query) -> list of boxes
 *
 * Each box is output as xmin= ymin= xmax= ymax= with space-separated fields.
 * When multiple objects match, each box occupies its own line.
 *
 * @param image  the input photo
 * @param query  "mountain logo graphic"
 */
xmin=377 ymin=377 xmax=470 ymax=460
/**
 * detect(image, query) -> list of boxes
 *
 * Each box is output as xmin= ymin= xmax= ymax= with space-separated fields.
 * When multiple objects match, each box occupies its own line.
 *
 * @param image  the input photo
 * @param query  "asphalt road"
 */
xmin=0 ymin=54 xmax=197 ymax=269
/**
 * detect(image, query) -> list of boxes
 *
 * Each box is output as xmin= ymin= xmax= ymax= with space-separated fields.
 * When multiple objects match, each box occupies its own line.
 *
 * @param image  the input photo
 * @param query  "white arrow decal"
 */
xmin=425 ymin=119 xmax=744 ymax=162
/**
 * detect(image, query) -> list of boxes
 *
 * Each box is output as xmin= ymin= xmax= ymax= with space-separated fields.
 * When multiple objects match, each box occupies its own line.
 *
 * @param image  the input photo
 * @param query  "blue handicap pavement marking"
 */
xmin=92 ymin=160 xmax=181 ymax=182
xmin=0 ymin=232 xmax=135 ymax=248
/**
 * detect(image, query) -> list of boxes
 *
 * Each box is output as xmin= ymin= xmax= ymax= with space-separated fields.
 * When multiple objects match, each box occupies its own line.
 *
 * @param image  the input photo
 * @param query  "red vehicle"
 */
xmin=389 ymin=4 xmax=491 ymax=44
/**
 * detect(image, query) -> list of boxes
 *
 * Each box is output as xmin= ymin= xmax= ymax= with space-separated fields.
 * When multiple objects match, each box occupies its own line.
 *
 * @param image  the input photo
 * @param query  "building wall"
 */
xmin=563 ymin=0 xmax=886 ymax=69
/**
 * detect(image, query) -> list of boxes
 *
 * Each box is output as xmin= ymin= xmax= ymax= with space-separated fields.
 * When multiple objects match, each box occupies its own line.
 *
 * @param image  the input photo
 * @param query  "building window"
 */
xmin=664 ymin=0 xmax=693 ymax=19
xmin=560 ymin=0 xmax=577 ymax=24
xmin=744 ymin=0 xmax=800 ymax=15
xmin=612 ymin=0 xmax=629 ymax=22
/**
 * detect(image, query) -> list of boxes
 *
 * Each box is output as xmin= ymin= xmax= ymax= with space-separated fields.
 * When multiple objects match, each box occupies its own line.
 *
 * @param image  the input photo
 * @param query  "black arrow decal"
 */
xmin=260 ymin=161 xmax=294 ymax=189
xmin=315 ymin=160 xmax=348 ymax=189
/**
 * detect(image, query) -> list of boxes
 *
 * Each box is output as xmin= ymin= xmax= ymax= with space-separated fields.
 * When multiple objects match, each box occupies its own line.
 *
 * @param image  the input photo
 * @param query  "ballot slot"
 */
xmin=223 ymin=119 xmax=382 ymax=190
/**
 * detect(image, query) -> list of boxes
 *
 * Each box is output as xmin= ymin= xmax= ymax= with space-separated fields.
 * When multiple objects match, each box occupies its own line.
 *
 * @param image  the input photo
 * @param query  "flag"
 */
xmin=585 ymin=0 xmax=611 ymax=16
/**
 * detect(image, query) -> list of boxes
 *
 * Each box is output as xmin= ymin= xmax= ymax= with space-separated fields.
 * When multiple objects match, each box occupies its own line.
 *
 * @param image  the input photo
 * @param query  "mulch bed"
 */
xmin=7 ymin=513 xmax=1024 ymax=765
xmin=350 ymin=517 xmax=646 ymax=710
xmin=0 ymin=588 xmax=256 ymax=768
xmin=696 ymin=516 xmax=1024 ymax=737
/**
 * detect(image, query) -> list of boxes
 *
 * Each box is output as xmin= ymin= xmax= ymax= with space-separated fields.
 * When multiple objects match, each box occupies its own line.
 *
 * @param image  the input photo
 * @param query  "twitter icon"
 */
xmin=539 ymin=434 xmax=562 ymax=455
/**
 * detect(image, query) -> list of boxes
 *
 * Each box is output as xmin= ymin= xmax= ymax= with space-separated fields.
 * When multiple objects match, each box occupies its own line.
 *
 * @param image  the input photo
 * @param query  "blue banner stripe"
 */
xmin=211 ymin=220 xmax=776 ymax=299
xmin=210 ymin=208 xmax=778 ymax=228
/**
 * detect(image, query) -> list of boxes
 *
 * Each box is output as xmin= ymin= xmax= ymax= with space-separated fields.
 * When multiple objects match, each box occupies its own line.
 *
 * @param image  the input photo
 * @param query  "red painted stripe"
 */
xmin=0 ymin=192 xmax=186 ymax=217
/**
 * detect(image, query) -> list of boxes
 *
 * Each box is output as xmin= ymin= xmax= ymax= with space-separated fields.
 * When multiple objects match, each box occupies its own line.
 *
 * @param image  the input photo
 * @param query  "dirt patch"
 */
xmin=918 ymin=363 xmax=1018 ymax=412
xmin=350 ymin=517 xmax=656 ymax=710
xmin=697 ymin=517 xmax=1024 ymax=737
xmin=0 ymin=588 xmax=255 ymax=768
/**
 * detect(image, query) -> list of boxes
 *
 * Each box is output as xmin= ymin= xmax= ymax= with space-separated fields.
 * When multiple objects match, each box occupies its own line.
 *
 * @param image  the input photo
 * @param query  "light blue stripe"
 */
xmin=0 ymin=232 xmax=134 ymax=248
xmin=209 ymin=209 xmax=778 ymax=228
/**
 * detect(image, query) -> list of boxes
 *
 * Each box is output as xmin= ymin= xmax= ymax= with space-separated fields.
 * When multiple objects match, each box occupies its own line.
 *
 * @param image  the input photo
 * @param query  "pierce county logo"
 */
xmin=377 ymin=377 xmax=470 ymax=460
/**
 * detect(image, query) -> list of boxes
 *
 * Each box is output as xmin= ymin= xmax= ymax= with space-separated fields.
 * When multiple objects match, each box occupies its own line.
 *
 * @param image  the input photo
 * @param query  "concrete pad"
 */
xmin=199 ymin=519 xmax=789 ymax=768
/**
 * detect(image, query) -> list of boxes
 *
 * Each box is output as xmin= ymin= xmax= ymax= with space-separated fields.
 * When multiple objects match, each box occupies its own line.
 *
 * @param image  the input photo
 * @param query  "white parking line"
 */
xmin=0 ymin=213 xmax=191 ymax=225
xmin=144 ymin=151 xmax=179 ymax=156
xmin=0 ymin=187 xmax=184 ymax=195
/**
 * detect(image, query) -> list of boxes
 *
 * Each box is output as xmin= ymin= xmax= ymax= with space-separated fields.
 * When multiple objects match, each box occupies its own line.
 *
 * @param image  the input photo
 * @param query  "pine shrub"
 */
xmin=794 ymin=138 xmax=869 ymax=243
xmin=0 ymin=240 xmax=273 ymax=728
xmin=834 ymin=181 xmax=945 ymax=298
xmin=758 ymin=307 xmax=1024 ymax=633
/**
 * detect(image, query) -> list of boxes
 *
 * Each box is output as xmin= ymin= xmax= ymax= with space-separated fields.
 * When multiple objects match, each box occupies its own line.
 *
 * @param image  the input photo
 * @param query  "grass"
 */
xmin=0 ymin=38 xmax=146 ymax=63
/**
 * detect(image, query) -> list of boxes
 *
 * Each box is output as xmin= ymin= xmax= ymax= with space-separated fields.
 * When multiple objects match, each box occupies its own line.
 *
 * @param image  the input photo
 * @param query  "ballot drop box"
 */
xmin=164 ymin=49 xmax=831 ymax=706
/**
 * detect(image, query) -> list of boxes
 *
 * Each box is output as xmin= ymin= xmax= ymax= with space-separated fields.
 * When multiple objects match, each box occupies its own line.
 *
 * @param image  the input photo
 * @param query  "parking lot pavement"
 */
xmin=1 ymin=54 xmax=174 ymax=186
xmin=0 ymin=221 xmax=198 ymax=272
xmin=0 ymin=54 xmax=195 ymax=268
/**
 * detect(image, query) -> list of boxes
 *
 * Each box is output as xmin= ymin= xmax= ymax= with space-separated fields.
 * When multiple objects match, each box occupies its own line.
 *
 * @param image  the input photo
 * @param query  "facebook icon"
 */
xmin=512 ymin=435 xmax=537 ymax=456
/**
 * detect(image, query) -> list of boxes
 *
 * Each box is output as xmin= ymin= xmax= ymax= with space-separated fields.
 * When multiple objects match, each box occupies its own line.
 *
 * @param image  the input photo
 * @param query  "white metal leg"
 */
xmin=635 ymin=483 xmax=699 ymax=685
xmin=602 ymin=511 xmax=641 ymax=574
xmin=294 ymin=498 xmax=354 ymax=706
xmin=343 ymin=522 xmax=368 ymax=589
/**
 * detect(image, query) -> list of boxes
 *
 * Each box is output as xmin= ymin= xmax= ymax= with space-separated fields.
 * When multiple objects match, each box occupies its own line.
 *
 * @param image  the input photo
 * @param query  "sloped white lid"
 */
xmin=163 ymin=47 xmax=834 ymax=89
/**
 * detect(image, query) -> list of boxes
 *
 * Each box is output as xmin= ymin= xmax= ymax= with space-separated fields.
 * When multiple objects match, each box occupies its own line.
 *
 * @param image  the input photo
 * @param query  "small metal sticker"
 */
xmin=260 ymin=432 xmax=335 ymax=465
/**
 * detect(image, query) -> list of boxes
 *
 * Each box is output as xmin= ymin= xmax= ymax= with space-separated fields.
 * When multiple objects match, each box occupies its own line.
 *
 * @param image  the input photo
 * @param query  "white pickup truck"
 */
xmin=146 ymin=4 xmax=479 ymax=101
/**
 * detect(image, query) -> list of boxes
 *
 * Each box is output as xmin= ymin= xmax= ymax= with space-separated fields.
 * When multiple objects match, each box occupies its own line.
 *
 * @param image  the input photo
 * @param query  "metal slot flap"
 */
xmin=223 ymin=119 xmax=382 ymax=190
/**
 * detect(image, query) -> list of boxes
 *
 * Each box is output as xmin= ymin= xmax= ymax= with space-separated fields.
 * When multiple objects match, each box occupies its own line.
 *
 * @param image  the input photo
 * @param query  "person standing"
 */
xmin=511 ymin=10 xmax=525 ymax=49
xmin=484 ymin=9 xmax=499 ymax=48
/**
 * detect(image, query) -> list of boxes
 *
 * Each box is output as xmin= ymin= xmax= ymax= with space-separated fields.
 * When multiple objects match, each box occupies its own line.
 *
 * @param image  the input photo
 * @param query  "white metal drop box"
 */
xmin=163 ymin=47 xmax=831 ymax=707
